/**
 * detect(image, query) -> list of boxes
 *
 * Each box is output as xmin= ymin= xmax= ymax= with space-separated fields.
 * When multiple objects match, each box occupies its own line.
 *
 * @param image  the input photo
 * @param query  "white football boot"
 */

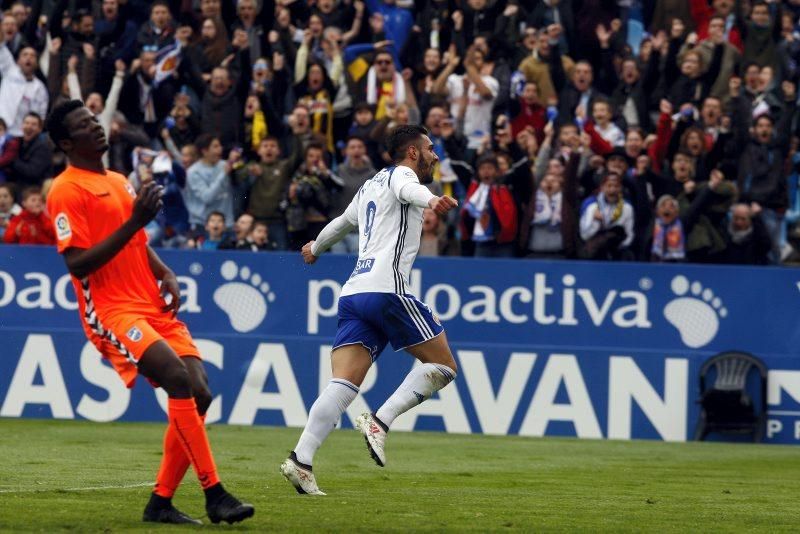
xmin=280 ymin=453 xmax=326 ymax=495
xmin=355 ymin=413 xmax=387 ymax=467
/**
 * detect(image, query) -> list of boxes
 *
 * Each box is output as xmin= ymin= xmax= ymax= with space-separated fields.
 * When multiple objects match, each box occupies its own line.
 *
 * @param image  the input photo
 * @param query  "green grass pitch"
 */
xmin=1 ymin=419 xmax=798 ymax=532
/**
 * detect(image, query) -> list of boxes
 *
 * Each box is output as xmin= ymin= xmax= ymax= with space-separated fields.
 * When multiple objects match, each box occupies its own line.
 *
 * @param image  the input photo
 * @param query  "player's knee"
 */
xmin=161 ymin=361 xmax=192 ymax=397
xmin=194 ymin=387 xmax=212 ymax=416
xmin=442 ymin=353 xmax=457 ymax=376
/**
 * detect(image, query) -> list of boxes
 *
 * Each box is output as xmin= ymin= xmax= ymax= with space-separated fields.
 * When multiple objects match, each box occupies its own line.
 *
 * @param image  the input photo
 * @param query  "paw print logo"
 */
xmin=213 ymin=260 xmax=276 ymax=333
xmin=663 ymin=275 xmax=727 ymax=349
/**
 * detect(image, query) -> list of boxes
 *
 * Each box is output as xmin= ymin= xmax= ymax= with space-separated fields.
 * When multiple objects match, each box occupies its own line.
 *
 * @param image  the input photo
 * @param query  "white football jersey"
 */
xmin=340 ymin=165 xmax=425 ymax=297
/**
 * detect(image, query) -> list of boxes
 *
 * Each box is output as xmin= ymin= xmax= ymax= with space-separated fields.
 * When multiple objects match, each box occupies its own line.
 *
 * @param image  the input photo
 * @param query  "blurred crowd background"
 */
xmin=0 ymin=0 xmax=799 ymax=266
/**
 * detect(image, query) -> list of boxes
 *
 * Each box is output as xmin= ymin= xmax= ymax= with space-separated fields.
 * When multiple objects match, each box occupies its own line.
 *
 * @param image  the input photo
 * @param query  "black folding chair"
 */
xmin=694 ymin=351 xmax=767 ymax=443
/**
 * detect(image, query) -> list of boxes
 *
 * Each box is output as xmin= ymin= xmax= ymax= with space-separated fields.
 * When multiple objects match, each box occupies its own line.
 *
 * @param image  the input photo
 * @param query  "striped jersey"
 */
xmin=340 ymin=165 xmax=425 ymax=297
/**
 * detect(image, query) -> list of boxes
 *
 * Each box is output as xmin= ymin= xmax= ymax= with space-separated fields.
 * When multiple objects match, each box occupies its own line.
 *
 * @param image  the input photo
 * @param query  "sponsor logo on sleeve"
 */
xmin=54 ymin=213 xmax=72 ymax=240
xmin=124 ymin=183 xmax=137 ymax=198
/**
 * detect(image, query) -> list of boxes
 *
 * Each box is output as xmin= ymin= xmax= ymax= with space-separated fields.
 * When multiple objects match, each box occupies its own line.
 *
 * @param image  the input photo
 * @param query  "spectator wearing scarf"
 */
xmin=520 ymin=153 xmax=581 ymax=259
xmin=366 ymin=51 xmax=406 ymax=120
xmin=460 ymin=154 xmax=518 ymax=258
xmin=651 ymin=195 xmax=686 ymax=262
xmin=579 ymin=173 xmax=635 ymax=259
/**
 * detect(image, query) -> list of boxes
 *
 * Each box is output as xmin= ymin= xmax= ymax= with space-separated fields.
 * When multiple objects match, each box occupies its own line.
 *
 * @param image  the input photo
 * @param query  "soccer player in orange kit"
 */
xmin=45 ymin=100 xmax=254 ymax=525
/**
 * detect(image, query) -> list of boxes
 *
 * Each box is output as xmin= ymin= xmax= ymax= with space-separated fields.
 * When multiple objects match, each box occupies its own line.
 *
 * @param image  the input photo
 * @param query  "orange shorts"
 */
xmin=93 ymin=312 xmax=201 ymax=388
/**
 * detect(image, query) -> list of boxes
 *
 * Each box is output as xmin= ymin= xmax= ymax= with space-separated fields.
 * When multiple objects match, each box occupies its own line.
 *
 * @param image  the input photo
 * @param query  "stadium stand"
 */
xmin=0 ymin=0 xmax=798 ymax=265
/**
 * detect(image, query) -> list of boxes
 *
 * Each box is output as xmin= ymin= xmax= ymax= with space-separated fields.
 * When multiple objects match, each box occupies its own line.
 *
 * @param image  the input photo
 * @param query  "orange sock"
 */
xmin=153 ymin=414 xmax=207 ymax=498
xmin=167 ymin=398 xmax=219 ymax=490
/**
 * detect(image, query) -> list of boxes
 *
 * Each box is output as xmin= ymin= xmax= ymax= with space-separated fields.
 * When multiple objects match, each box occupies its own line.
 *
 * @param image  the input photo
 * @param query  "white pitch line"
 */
xmin=0 ymin=481 xmax=152 ymax=494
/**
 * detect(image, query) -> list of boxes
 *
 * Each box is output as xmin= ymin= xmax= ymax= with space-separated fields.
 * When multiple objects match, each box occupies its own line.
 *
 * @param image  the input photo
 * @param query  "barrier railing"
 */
xmin=1 ymin=245 xmax=798 ymax=443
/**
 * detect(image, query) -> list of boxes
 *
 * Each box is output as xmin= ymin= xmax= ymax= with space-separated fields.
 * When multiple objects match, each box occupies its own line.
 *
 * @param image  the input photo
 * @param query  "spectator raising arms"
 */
xmin=3 ymin=186 xmax=55 ymax=245
xmin=0 ymin=44 xmax=47 ymax=137
xmin=459 ymin=154 xmax=518 ymax=258
xmin=0 ymin=0 xmax=792 ymax=265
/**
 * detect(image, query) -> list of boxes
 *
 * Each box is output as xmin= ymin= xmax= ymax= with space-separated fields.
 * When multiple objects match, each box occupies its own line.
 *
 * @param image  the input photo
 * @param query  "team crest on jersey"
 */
xmin=54 ymin=213 xmax=71 ymax=240
xmin=126 ymin=326 xmax=143 ymax=342
xmin=432 ymin=314 xmax=442 ymax=326
xmin=124 ymin=183 xmax=137 ymax=198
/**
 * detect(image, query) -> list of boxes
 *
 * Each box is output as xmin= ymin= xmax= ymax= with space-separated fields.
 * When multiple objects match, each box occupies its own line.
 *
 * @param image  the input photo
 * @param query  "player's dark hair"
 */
xmin=387 ymin=124 xmax=428 ymax=163
xmin=195 ymin=133 xmax=217 ymax=153
xmin=206 ymin=210 xmax=225 ymax=223
xmin=45 ymin=99 xmax=84 ymax=148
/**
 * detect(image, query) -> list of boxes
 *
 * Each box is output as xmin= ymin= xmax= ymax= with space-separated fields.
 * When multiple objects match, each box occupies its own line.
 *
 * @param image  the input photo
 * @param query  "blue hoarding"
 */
xmin=1 ymin=245 xmax=799 ymax=443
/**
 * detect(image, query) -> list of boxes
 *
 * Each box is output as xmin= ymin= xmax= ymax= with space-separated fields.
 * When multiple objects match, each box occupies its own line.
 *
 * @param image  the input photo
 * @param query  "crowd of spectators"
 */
xmin=0 ymin=0 xmax=798 ymax=266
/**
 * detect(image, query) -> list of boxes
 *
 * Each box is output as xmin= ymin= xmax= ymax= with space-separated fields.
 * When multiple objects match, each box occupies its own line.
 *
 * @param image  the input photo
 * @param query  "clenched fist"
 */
xmin=428 ymin=195 xmax=458 ymax=216
xmin=302 ymin=241 xmax=318 ymax=264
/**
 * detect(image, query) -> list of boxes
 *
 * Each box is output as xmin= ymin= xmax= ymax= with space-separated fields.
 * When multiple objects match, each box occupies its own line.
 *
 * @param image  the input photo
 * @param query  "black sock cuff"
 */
xmin=289 ymin=451 xmax=313 ymax=471
xmin=147 ymin=493 xmax=172 ymax=509
xmin=204 ymin=482 xmax=225 ymax=502
xmin=372 ymin=413 xmax=389 ymax=433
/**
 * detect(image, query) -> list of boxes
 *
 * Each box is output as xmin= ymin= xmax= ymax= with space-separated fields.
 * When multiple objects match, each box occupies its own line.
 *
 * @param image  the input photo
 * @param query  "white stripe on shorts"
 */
xmin=398 ymin=295 xmax=434 ymax=339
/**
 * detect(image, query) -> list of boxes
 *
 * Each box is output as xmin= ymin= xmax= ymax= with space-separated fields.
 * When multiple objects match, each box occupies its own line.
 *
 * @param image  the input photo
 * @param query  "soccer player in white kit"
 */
xmin=280 ymin=125 xmax=460 ymax=495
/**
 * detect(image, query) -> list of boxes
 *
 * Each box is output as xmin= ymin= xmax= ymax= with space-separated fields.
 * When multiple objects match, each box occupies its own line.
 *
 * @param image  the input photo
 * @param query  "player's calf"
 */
xmin=193 ymin=387 xmax=212 ymax=416
xmin=376 ymin=361 xmax=456 ymax=429
xmin=353 ymin=350 xmax=456 ymax=469
xmin=367 ymin=361 xmax=456 ymax=468
xmin=184 ymin=356 xmax=212 ymax=415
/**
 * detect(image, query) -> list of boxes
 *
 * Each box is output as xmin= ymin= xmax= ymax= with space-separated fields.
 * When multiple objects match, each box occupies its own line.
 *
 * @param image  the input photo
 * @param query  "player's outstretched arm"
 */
xmin=397 ymin=181 xmax=459 ymax=214
xmin=428 ymin=195 xmax=459 ymax=215
xmin=302 ymin=214 xmax=357 ymax=264
xmin=63 ymin=182 xmax=164 ymax=279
